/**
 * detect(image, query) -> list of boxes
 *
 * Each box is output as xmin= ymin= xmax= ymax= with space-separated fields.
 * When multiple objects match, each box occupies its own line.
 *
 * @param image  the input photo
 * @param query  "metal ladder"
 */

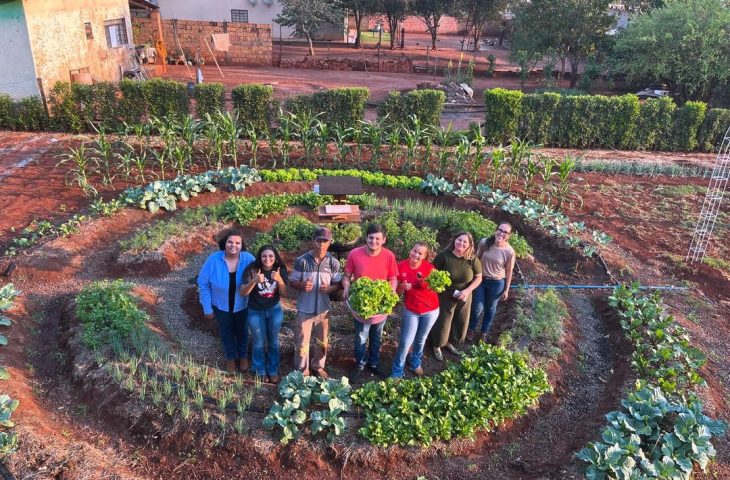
xmin=686 ymin=126 xmax=730 ymax=263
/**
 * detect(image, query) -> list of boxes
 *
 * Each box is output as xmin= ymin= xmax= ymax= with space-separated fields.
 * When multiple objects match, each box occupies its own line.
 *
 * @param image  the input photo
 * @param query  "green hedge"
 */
xmin=118 ymin=79 xmax=146 ymax=125
xmin=231 ymin=83 xmax=273 ymax=132
xmin=142 ymin=78 xmax=189 ymax=120
xmin=194 ymin=82 xmax=225 ymax=119
xmin=635 ymin=97 xmax=676 ymax=150
xmin=484 ymin=88 xmax=523 ymax=144
xmin=48 ymin=81 xmax=83 ymax=132
xmin=698 ymin=108 xmax=730 ymax=152
xmin=14 ymin=96 xmax=48 ymax=131
xmin=286 ymin=87 xmax=369 ymax=129
xmin=0 ymin=94 xmax=14 ymax=130
xmin=377 ymin=89 xmax=445 ymax=130
xmin=485 ymin=88 xmax=723 ymax=151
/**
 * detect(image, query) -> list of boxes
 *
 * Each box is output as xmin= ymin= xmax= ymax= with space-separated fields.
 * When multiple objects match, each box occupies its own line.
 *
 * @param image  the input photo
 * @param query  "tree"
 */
xmin=338 ymin=0 xmax=378 ymax=48
xmin=410 ymin=0 xmax=457 ymax=50
xmin=275 ymin=0 xmax=345 ymax=57
xmin=373 ymin=0 xmax=408 ymax=49
xmin=622 ymin=0 xmax=665 ymax=13
xmin=511 ymin=0 xmax=613 ymax=87
xmin=611 ymin=0 xmax=730 ymax=104
xmin=454 ymin=0 xmax=508 ymax=52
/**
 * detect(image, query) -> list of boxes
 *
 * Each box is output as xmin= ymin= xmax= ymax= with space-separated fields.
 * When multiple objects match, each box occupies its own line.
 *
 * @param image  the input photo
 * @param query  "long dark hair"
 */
xmin=218 ymin=227 xmax=247 ymax=251
xmin=252 ymin=244 xmax=285 ymax=271
xmin=477 ymin=222 xmax=514 ymax=259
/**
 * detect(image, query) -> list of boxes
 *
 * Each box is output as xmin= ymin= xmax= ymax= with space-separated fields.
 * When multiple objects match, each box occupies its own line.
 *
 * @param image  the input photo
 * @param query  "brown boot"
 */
xmin=224 ymin=359 xmax=237 ymax=373
xmin=238 ymin=358 xmax=250 ymax=373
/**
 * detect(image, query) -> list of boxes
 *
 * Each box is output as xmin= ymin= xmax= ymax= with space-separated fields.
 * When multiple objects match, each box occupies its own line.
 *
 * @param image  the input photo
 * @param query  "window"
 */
xmin=231 ymin=9 xmax=249 ymax=23
xmin=104 ymin=18 xmax=129 ymax=48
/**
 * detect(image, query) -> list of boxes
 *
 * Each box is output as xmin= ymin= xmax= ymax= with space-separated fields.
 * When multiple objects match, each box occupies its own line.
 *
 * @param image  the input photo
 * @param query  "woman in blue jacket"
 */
xmin=198 ymin=228 xmax=255 ymax=373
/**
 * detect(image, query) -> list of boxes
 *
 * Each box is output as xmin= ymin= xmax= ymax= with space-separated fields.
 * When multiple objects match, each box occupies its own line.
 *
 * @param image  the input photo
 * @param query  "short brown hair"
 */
xmin=218 ymin=228 xmax=247 ymax=251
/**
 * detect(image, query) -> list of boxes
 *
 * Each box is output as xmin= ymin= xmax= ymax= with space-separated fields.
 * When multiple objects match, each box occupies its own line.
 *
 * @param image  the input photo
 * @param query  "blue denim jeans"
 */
xmin=469 ymin=278 xmax=506 ymax=334
xmin=213 ymin=307 xmax=248 ymax=361
xmin=391 ymin=308 xmax=439 ymax=378
xmin=247 ymin=304 xmax=283 ymax=376
xmin=353 ymin=319 xmax=386 ymax=369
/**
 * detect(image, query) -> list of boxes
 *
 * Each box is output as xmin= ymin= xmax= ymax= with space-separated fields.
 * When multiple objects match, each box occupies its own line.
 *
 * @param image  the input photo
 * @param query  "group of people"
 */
xmin=197 ymin=221 xmax=515 ymax=383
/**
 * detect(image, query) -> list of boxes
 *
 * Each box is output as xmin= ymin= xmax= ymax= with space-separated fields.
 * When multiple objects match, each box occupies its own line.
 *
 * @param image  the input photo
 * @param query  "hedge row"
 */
xmin=377 ymin=89 xmax=446 ymax=130
xmin=284 ymin=87 xmax=369 ymax=129
xmin=484 ymin=88 xmax=728 ymax=152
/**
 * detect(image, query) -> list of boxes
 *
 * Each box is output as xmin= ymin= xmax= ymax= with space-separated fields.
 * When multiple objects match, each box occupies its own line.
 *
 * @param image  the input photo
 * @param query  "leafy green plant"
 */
xmin=425 ymin=270 xmax=451 ymax=293
xmin=502 ymin=289 xmax=567 ymax=359
xmin=352 ymin=343 xmax=550 ymax=446
xmin=348 ymin=278 xmax=399 ymax=318
xmin=75 ymin=280 xmax=149 ymax=349
xmin=577 ymin=387 xmax=726 ymax=480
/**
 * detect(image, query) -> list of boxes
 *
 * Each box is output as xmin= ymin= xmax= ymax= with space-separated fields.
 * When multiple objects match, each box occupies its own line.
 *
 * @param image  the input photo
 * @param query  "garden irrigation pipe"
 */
xmin=511 ymin=284 xmax=690 ymax=291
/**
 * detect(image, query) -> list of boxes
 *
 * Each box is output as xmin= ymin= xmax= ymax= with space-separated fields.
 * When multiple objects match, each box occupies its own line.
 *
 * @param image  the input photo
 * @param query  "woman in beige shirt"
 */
xmin=467 ymin=222 xmax=516 ymax=342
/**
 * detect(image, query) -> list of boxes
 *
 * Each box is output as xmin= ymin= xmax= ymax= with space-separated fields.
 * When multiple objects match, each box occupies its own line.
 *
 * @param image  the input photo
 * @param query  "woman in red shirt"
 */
xmin=391 ymin=242 xmax=440 ymax=378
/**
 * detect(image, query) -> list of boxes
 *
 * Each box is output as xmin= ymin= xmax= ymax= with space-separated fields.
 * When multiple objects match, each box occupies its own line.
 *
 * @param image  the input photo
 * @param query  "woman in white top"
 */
xmin=467 ymin=222 xmax=516 ymax=342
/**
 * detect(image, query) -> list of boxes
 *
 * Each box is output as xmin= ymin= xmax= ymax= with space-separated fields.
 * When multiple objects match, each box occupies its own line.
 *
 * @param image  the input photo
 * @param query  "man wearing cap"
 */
xmin=288 ymin=226 xmax=342 ymax=379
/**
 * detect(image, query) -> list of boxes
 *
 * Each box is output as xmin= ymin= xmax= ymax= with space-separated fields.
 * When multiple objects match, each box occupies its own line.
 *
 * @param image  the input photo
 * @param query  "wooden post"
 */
xmin=204 ymin=30 xmax=224 ymax=78
xmin=172 ymin=19 xmax=193 ymax=79
xmin=152 ymin=11 xmax=166 ymax=73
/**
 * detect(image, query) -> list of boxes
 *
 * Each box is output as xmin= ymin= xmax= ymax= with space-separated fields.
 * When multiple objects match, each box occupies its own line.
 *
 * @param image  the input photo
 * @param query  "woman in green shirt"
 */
xmin=429 ymin=232 xmax=482 ymax=361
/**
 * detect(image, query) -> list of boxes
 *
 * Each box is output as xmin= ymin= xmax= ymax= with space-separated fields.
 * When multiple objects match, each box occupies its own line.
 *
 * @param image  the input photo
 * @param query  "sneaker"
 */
xmin=313 ymin=368 xmax=329 ymax=380
xmin=368 ymin=364 xmax=386 ymax=379
xmin=411 ymin=366 xmax=424 ymax=376
xmin=432 ymin=347 xmax=443 ymax=362
xmin=445 ymin=343 xmax=461 ymax=355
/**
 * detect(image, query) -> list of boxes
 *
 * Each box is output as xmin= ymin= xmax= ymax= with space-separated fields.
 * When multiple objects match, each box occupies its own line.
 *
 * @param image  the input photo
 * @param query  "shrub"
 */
xmin=519 ymin=92 xmax=560 ymax=145
xmin=15 ymin=96 xmax=48 ymax=131
xmin=75 ymin=279 xmax=149 ymax=349
xmin=377 ymin=89 xmax=445 ymax=130
xmin=231 ymin=83 xmax=273 ymax=132
xmin=0 ymin=94 xmax=15 ymax=130
xmin=142 ymin=78 xmax=189 ymax=119
xmin=697 ymin=108 xmax=730 ymax=152
xmin=670 ymin=101 xmax=707 ymax=151
xmin=194 ymin=82 xmax=225 ymax=119
xmin=285 ymin=87 xmax=369 ymax=129
xmin=635 ymin=97 xmax=676 ymax=150
xmin=93 ymin=82 xmax=120 ymax=130
xmin=118 ymin=79 xmax=146 ymax=125
xmin=484 ymin=88 xmax=523 ymax=144
xmin=48 ymin=81 xmax=83 ymax=132
xmin=71 ymin=83 xmax=95 ymax=130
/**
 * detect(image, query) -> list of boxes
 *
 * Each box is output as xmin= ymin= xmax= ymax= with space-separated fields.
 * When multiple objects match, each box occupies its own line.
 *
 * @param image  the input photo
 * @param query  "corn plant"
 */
xmin=275 ymin=110 xmax=293 ymax=167
xmin=332 ymin=126 xmax=350 ymax=168
xmin=350 ymin=124 xmax=365 ymax=166
xmin=216 ymin=111 xmax=243 ymax=168
xmin=291 ymin=111 xmax=319 ymax=166
xmin=505 ymin=139 xmax=530 ymax=192
xmin=178 ymin=115 xmax=200 ymax=170
xmin=56 ymin=143 xmax=97 ymax=197
xmin=453 ymin=136 xmax=471 ymax=182
xmin=315 ymin=120 xmax=330 ymax=165
xmin=245 ymin=123 xmax=260 ymax=168
xmin=538 ymin=157 xmax=556 ymax=202
xmin=386 ymin=127 xmax=401 ymax=170
xmin=401 ymin=123 xmax=419 ymax=174
xmin=363 ymin=121 xmax=385 ymax=170
xmin=469 ymin=130 xmax=488 ymax=184
xmin=90 ymin=125 xmax=116 ymax=187
xmin=201 ymin=114 xmax=225 ymax=169
xmin=522 ymin=153 xmax=540 ymax=195
xmin=489 ymin=146 xmax=506 ymax=189
xmin=555 ymin=155 xmax=578 ymax=209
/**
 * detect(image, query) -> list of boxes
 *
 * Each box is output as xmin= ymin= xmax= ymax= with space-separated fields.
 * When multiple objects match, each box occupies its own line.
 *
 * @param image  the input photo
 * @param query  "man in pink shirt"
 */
xmin=342 ymin=223 xmax=398 ymax=378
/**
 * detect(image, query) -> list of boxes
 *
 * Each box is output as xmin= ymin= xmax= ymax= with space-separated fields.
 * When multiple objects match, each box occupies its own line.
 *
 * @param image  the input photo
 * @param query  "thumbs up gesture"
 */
xmin=271 ymin=267 xmax=283 ymax=284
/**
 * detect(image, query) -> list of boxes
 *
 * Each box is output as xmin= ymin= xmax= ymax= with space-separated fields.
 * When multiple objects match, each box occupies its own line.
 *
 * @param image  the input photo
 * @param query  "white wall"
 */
xmin=0 ymin=0 xmax=40 ymax=99
xmin=157 ymin=0 xmax=296 ymax=39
